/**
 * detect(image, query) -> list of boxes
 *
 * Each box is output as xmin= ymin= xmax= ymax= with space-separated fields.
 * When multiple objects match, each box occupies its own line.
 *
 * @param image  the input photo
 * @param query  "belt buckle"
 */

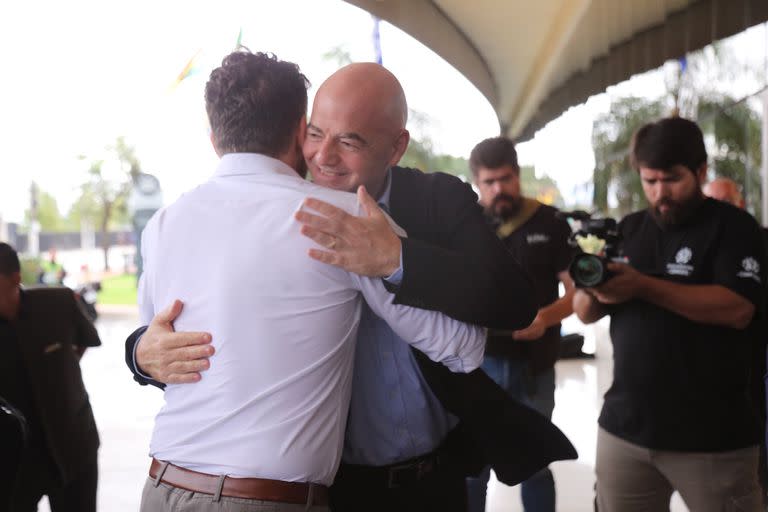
xmin=386 ymin=457 xmax=436 ymax=489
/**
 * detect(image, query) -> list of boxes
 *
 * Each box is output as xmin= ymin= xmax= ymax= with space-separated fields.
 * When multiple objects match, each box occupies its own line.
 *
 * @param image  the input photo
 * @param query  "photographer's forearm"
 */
xmin=573 ymin=289 xmax=607 ymax=324
xmin=538 ymin=273 xmax=576 ymax=327
xmin=637 ymin=276 xmax=755 ymax=329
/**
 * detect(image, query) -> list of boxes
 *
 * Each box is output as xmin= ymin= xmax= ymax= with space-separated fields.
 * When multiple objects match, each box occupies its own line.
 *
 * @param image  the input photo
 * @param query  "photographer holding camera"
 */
xmin=574 ymin=117 xmax=766 ymax=511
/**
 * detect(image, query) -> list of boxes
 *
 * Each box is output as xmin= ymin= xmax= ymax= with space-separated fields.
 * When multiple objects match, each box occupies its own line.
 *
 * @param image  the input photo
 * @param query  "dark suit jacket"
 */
xmin=0 ymin=396 xmax=25 ymax=508
xmin=125 ymin=166 xmax=577 ymax=485
xmin=387 ymin=167 xmax=577 ymax=484
xmin=13 ymin=288 xmax=101 ymax=485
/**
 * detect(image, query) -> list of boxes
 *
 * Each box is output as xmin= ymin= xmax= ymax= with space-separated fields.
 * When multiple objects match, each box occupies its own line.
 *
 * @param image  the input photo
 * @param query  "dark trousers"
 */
xmin=9 ymin=448 xmax=98 ymax=512
xmin=330 ymin=458 xmax=467 ymax=512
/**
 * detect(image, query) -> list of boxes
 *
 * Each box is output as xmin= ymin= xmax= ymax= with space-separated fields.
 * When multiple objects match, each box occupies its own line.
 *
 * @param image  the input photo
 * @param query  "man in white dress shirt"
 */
xmin=138 ymin=50 xmax=485 ymax=512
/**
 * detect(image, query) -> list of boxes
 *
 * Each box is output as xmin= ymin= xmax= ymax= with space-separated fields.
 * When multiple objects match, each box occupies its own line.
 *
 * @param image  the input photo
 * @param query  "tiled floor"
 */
xmin=38 ymin=312 xmax=688 ymax=512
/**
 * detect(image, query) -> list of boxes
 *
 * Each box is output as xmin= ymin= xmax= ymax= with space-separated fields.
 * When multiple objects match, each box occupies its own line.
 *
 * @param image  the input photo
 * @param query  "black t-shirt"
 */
xmin=487 ymin=203 xmax=576 ymax=371
xmin=600 ymin=198 xmax=767 ymax=451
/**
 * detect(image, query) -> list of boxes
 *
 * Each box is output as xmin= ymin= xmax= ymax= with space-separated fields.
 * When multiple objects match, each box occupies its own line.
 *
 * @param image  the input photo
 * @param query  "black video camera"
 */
xmin=556 ymin=211 xmax=623 ymax=288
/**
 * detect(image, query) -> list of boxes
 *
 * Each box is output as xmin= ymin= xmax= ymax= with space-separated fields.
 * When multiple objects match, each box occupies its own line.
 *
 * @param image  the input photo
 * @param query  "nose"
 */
xmin=651 ymin=182 xmax=670 ymax=204
xmin=313 ymin=137 xmax=339 ymax=167
xmin=491 ymin=180 xmax=503 ymax=195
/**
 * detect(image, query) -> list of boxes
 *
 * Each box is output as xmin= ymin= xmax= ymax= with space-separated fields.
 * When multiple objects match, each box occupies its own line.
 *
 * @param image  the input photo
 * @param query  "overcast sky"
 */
xmin=1 ymin=2 xmax=766 ymax=223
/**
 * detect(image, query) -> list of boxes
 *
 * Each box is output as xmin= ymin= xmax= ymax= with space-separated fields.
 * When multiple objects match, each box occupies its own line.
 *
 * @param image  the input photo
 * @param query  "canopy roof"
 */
xmin=344 ymin=0 xmax=768 ymax=141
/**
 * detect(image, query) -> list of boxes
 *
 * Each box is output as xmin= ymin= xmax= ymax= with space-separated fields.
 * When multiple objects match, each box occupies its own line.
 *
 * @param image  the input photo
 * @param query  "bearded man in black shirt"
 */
xmin=465 ymin=137 xmax=576 ymax=512
xmin=574 ymin=117 xmax=765 ymax=512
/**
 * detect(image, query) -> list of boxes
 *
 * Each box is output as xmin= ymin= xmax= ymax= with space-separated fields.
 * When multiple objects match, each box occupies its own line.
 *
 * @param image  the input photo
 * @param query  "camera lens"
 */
xmin=571 ymin=254 xmax=605 ymax=288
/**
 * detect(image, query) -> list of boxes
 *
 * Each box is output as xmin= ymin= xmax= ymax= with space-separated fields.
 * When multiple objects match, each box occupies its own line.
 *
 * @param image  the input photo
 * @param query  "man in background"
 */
xmin=704 ymin=175 xmax=768 ymax=507
xmin=575 ymin=117 xmax=764 ymax=511
xmin=466 ymin=137 xmax=576 ymax=512
xmin=0 ymin=242 xmax=101 ymax=512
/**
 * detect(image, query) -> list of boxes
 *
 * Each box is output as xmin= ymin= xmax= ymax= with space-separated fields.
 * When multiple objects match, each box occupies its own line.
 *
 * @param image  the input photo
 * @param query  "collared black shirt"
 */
xmin=487 ymin=203 xmax=575 ymax=372
xmin=600 ymin=198 xmax=766 ymax=451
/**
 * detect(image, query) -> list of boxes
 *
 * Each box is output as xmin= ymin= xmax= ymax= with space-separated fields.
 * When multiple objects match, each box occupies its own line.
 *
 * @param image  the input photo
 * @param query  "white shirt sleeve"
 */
xmin=351 ymin=274 xmax=486 ymax=373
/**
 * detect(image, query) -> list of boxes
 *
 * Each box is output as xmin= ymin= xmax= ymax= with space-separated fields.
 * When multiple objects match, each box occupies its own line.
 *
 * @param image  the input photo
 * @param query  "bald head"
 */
xmin=304 ymin=63 xmax=411 ymax=196
xmin=317 ymin=63 xmax=408 ymax=131
xmin=703 ymin=177 xmax=744 ymax=209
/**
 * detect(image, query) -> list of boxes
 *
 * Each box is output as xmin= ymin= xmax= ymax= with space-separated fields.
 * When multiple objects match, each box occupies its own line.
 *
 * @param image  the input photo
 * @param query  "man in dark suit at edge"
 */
xmin=126 ymin=63 xmax=576 ymax=511
xmin=0 ymin=243 xmax=101 ymax=511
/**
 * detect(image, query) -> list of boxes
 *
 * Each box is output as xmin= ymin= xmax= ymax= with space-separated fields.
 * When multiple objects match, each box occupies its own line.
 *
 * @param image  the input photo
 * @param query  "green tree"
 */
xmin=75 ymin=136 xmax=139 ymax=270
xmin=24 ymin=185 xmax=68 ymax=232
xmin=590 ymin=39 xmax=764 ymax=219
xmin=322 ymin=45 xmax=353 ymax=67
xmin=698 ymin=97 xmax=762 ymax=219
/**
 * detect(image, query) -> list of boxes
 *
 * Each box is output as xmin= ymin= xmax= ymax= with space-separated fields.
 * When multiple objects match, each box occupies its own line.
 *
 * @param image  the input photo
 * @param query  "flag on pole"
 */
xmin=235 ymin=27 xmax=243 ymax=49
xmin=171 ymin=49 xmax=203 ymax=90
xmin=372 ymin=15 xmax=382 ymax=65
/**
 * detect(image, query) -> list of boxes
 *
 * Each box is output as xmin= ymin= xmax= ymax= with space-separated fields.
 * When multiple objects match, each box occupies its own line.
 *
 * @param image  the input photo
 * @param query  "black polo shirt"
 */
xmin=487 ymin=202 xmax=575 ymax=372
xmin=600 ymin=198 xmax=766 ymax=451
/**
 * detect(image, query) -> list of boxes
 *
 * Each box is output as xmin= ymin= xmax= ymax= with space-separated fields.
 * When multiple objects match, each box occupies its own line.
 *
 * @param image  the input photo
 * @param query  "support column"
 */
xmin=762 ymin=89 xmax=768 ymax=226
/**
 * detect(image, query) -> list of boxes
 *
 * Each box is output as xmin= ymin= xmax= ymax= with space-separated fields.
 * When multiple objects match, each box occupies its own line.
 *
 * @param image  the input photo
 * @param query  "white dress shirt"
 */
xmin=138 ymin=153 xmax=485 ymax=485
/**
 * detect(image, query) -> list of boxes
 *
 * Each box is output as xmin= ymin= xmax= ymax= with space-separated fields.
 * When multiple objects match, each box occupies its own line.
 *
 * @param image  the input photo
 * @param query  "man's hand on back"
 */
xmin=295 ymin=186 xmax=402 ymax=277
xmin=136 ymin=300 xmax=214 ymax=384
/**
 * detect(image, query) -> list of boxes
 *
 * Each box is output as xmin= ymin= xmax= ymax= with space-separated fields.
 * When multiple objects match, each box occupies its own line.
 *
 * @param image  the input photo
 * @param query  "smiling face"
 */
xmin=303 ymin=63 xmax=409 ymax=197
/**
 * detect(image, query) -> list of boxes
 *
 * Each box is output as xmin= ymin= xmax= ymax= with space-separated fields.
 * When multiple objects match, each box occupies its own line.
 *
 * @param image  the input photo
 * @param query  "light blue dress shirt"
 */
xmin=342 ymin=171 xmax=458 ymax=466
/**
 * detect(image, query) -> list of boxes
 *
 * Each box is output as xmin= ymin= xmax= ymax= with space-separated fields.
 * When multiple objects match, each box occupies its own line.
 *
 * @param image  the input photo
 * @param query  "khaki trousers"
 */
xmin=596 ymin=427 xmax=762 ymax=512
xmin=140 ymin=477 xmax=330 ymax=512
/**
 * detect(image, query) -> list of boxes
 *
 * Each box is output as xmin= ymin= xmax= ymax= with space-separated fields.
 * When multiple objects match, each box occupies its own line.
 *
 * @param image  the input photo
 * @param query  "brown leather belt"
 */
xmin=149 ymin=458 xmax=328 ymax=505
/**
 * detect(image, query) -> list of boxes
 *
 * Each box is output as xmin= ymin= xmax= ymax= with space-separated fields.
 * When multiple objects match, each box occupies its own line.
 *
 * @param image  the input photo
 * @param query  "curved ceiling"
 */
xmin=344 ymin=0 xmax=768 ymax=141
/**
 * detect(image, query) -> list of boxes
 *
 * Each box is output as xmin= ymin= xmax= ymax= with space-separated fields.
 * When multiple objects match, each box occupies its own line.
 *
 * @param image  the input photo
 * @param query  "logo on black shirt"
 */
xmin=666 ymin=247 xmax=694 ymax=276
xmin=526 ymin=233 xmax=550 ymax=244
xmin=737 ymin=257 xmax=761 ymax=283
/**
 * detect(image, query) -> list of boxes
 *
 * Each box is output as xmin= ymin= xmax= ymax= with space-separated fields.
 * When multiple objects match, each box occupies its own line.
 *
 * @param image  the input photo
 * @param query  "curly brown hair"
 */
xmin=469 ymin=136 xmax=519 ymax=177
xmin=205 ymin=50 xmax=310 ymax=156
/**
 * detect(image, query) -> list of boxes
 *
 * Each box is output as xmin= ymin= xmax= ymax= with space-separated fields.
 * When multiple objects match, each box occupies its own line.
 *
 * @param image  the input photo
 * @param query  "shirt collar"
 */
xmin=213 ymin=153 xmax=301 ymax=180
xmin=376 ymin=169 xmax=393 ymax=209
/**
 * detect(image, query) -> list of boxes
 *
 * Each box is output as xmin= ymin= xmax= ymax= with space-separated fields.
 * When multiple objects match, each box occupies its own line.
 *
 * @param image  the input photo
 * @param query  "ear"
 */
xmin=388 ymin=129 xmax=410 ymax=167
xmin=11 ymin=272 xmax=21 ymax=287
xmin=209 ymin=131 xmax=222 ymax=157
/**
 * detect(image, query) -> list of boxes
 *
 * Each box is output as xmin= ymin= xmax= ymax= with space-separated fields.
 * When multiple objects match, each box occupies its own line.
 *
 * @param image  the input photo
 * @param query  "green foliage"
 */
xmin=73 ymin=137 xmax=139 ymax=269
xmin=698 ymin=97 xmax=763 ymax=220
xmin=591 ymin=97 xmax=666 ymax=216
xmin=399 ymin=138 xmax=471 ymax=180
xmin=322 ymin=45 xmax=353 ymax=67
xmin=591 ymin=40 xmax=764 ymax=219
xmin=23 ymin=187 xmax=67 ymax=232
xmin=520 ymin=166 xmax=564 ymax=207
xmin=19 ymin=257 xmax=41 ymax=285
xmin=97 ymin=273 xmax=137 ymax=305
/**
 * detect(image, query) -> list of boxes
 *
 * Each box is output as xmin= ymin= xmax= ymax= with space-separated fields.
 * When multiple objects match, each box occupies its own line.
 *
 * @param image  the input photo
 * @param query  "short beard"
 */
xmin=488 ymin=194 xmax=523 ymax=221
xmin=649 ymin=192 xmax=704 ymax=229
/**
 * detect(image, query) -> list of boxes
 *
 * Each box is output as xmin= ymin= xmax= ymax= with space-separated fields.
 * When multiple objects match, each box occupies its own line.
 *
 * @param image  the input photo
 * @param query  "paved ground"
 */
xmin=37 ymin=311 xmax=687 ymax=511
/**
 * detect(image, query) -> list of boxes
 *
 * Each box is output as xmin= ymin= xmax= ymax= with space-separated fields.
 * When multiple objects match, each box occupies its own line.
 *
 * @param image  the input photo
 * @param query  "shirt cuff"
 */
xmin=132 ymin=334 xmax=154 ymax=380
xmin=383 ymin=248 xmax=404 ymax=286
